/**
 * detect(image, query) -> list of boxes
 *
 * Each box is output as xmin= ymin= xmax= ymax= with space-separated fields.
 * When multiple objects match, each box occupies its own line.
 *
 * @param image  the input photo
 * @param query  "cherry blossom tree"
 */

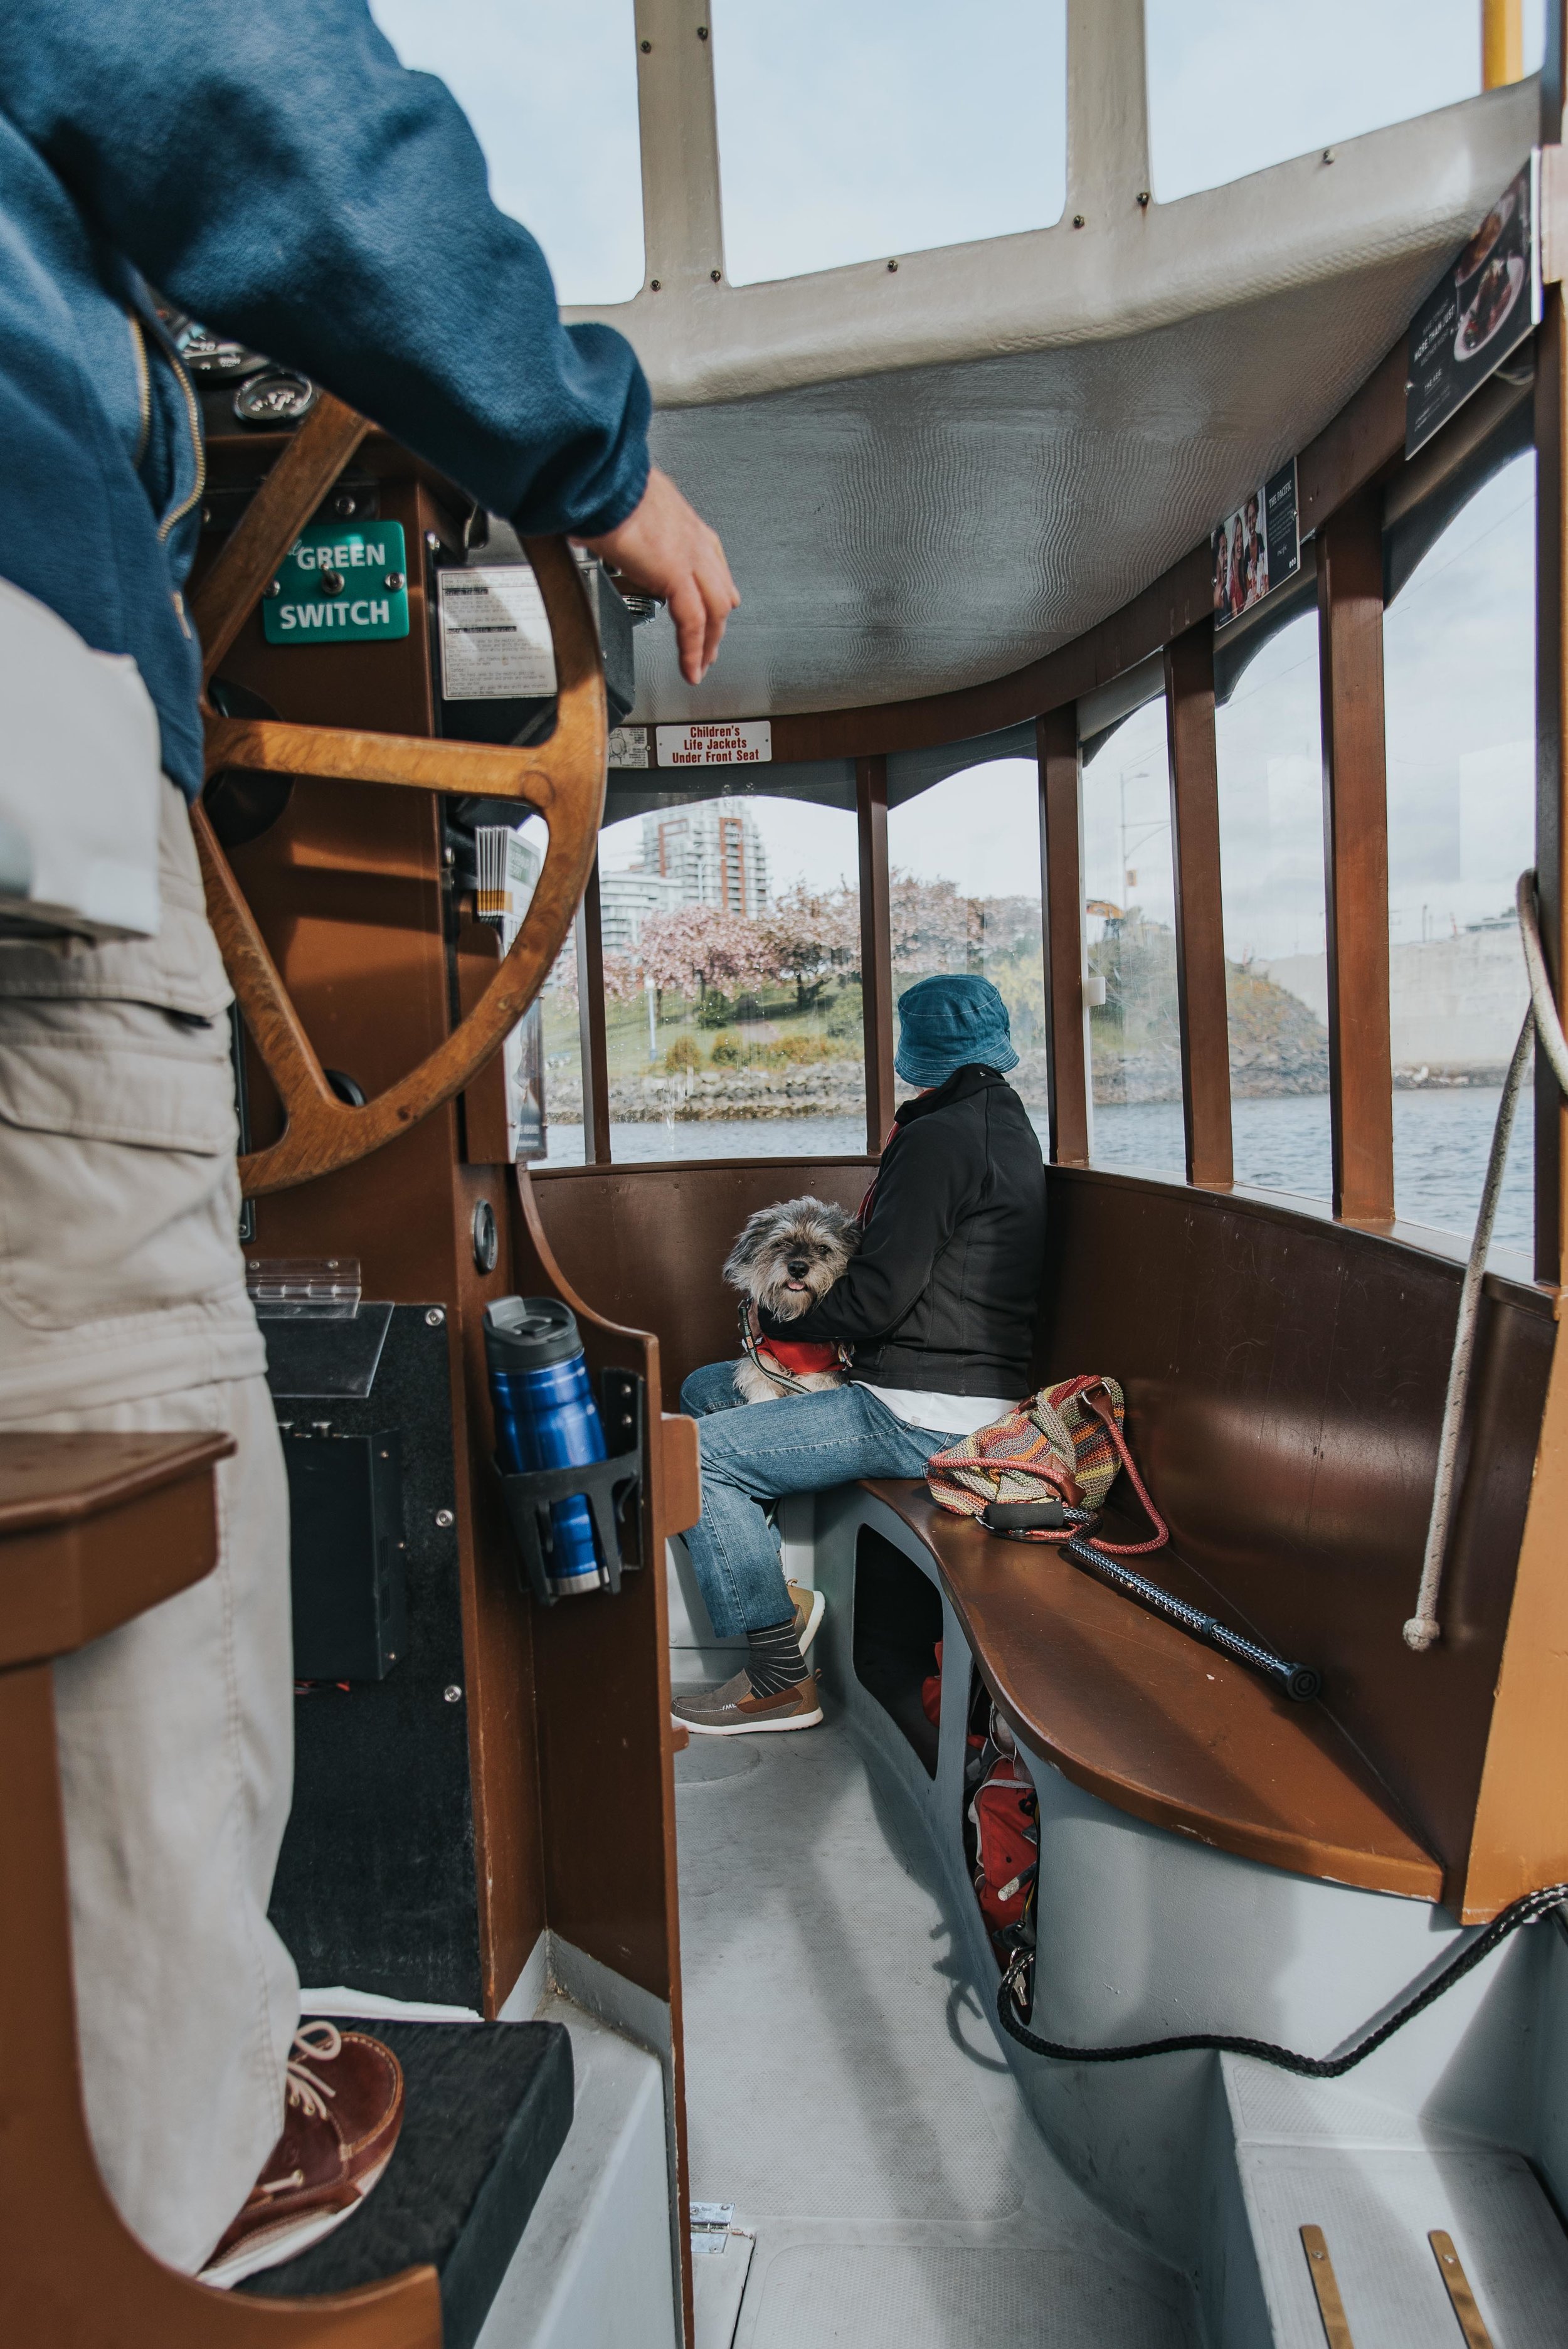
xmin=636 ymin=903 xmax=772 ymax=1011
xmin=756 ymin=883 xmax=861 ymax=1009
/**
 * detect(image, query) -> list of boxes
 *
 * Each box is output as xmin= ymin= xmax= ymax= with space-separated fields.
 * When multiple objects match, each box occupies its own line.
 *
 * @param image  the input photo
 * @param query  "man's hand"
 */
xmin=581 ymin=467 xmax=738 ymax=686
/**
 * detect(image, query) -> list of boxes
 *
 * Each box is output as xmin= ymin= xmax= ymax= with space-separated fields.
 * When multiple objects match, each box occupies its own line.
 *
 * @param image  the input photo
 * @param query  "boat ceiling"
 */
xmin=567 ymin=60 xmax=1536 ymax=734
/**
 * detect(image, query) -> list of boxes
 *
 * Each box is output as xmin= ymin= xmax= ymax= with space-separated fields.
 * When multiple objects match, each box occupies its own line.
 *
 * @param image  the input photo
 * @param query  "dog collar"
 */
xmin=760 ymin=1339 xmax=841 ymax=1376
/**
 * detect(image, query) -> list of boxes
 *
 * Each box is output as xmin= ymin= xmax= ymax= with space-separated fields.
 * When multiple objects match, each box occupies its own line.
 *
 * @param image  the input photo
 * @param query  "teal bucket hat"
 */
xmin=894 ymin=974 xmax=1018 ymax=1086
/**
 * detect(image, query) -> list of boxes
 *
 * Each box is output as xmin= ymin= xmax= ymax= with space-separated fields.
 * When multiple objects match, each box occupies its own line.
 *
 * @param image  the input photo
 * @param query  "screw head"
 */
xmin=1136 ymin=189 xmax=1150 ymax=208
xmin=710 ymin=268 xmax=721 ymax=282
xmin=384 ymin=570 xmax=405 ymax=591
xmin=435 ymin=1507 xmax=455 ymax=1529
xmin=1073 ymin=213 xmax=1086 ymax=229
xmin=697 ymin=24 xmax=708 ymax=37
xmin=426 ymin=1306 xmax=446 ymax=1326
xmin=334 ymin=492 xmax=357 ymax=516
xmin=443 ymin=1684 xmax=463 ymax=1704
xmin=266 ymin=578 xmax=282 ymax=597
xmin=650 ymin=278 xmax=661 ymax=291
xmin=887 ymin=257 xmax=899 ymax=272
xmin=640 ymin=37 xmax=651 ymax=50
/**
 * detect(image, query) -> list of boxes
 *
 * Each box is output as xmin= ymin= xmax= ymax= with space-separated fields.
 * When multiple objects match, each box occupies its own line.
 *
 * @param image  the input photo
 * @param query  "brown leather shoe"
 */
xmin=200 ymin=2022 xmax=404 ymax=2288
xmin=672 ymin=1668 xmax=822 ymax=1736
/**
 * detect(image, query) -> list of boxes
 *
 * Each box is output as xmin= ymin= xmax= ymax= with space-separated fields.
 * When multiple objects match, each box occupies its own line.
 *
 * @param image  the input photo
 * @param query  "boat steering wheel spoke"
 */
xmin=189 ymin=395 xmax=607 ymax=1197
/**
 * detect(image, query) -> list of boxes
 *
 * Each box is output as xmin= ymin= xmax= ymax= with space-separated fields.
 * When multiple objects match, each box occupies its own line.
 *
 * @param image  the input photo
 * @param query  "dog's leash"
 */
xmin=736 ymin=1302 xmax=848 ymax=1395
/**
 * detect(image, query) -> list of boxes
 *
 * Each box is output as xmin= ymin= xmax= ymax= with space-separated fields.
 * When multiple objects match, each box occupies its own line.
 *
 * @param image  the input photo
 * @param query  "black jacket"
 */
xmin=758 ymin=1064 xmax=1046 ymax=1397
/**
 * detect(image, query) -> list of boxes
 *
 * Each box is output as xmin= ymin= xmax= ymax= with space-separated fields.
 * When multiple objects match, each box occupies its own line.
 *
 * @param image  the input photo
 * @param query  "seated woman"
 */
xmin=674 ymin=973 xmax=1047 ymax=1736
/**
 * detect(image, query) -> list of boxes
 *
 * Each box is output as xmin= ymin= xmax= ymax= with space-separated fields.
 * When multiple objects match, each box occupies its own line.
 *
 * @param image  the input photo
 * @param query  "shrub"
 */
xmin=664 ymin=1034 xmax=703 ymax=1073
xmin=826 ymin=986 xmax=863 ymax=1041
xmin=709 ymin=1032 xmax=742 ymax=1066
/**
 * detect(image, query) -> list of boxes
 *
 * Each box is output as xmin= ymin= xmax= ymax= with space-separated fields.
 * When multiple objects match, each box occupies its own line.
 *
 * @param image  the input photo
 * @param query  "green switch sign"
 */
xmin=263 ymin=521 xmax=410 ymax=645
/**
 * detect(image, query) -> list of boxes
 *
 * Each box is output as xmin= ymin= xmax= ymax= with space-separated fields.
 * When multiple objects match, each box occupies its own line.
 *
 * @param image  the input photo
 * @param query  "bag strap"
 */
xmin=1078 ymin=1382 xmax=1168 ymax=1555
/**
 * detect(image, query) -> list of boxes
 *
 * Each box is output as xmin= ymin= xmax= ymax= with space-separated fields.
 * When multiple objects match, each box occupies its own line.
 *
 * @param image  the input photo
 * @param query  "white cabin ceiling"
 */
xmin=556 ymin=4 xmax=1540 ymax=725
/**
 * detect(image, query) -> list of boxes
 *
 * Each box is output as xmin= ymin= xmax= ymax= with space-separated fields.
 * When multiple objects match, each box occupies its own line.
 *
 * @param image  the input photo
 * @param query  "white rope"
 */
xmin=1404 ymin=871 xmax=1568 ymax=1650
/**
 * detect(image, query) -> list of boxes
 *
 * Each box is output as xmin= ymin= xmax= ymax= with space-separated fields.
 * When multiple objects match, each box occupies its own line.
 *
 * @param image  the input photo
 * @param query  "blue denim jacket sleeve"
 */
xmin=1 ymin=0 xmax=650 ymax=539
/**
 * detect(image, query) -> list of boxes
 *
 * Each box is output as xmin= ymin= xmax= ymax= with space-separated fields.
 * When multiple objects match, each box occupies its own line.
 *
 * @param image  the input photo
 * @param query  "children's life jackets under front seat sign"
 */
xmin=263 ymin=522 xmax=410 ymax=646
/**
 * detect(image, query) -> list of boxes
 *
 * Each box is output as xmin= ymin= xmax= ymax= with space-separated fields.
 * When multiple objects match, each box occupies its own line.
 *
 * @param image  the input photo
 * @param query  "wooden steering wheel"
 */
xmin=190 ymin=395 xmax=606 ymax=1197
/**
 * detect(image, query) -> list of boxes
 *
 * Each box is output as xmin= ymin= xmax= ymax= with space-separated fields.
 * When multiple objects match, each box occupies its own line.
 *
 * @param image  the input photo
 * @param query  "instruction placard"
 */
xmin=438 ymin=565 xmax=556 ymax=700
xmin=655 ymin=720 xmax=772 ymax=768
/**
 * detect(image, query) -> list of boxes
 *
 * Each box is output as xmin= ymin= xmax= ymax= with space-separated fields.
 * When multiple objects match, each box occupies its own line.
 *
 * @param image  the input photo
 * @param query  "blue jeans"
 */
xmin=679 ymin=1360 xmax=958 ymax=1640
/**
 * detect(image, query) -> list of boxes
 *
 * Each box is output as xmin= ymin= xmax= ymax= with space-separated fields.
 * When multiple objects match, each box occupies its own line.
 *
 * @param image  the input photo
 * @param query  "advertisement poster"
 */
xmin=1406 ymin=157 xmax=1540 ymax=459
xmin=1212 ymin=460 xmax=1300 ymax=630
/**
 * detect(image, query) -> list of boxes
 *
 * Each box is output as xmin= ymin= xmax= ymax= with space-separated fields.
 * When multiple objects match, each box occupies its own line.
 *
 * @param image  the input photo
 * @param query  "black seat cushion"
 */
xmin=240 ymin=2018 xmax=573 ymax=2349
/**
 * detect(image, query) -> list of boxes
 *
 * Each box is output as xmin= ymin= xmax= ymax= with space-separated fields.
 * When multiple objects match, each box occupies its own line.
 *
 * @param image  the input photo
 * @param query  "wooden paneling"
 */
xmin=576 ymin=856 xmax=613 ymax=1166
xmin=509 ymin=1171 xmax=692 ymax=2339
xmin=1037 ymin=708 xmax=1091 ymax=1166
xmin=457 ymin=916 xmax=511 ymax=1165
xmin=1536 ymin=289 xmax=1566 ymax=1283
xmin=534 ymin=1157 xmax=873 ymax=1408
xmin=1036 ymin=1165 xmax=1554 ymax=1911
xmin=1318 ymin=490 xmax=1396 ymax=1225
xmin=1461 ymin=1308 xmax=1568 ymax=1914
xmin=856 ymin=756 xmax=896 ymax=1148
xmin=1164 ymin=625 xmax=1232 ymax=1189
xmin=0 ymin=1443 xmax=440 ymax=2346
xmin=215 ymin=469 xmax=548 ymax=2012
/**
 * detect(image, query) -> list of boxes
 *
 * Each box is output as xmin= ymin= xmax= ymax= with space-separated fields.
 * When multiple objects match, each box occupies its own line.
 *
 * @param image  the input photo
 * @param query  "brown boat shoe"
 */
xmin=673 ymin=1668 xmax=823 ymax=1737
xmin=200 ymin=2021 xmax=405 ymax=2288
xmin=787 ymin=1581 xmax=825 ymax=1656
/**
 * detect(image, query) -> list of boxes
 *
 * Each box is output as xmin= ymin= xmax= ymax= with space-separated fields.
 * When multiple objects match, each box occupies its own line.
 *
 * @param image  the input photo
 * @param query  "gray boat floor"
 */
xmin=674 ymin=1682 xmax=1202 ymax=2349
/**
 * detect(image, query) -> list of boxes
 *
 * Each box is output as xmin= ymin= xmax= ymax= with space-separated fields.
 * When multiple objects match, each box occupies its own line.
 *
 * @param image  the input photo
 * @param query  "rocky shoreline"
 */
xmin=544 ymin=1044 xmax=1508 ymax=1124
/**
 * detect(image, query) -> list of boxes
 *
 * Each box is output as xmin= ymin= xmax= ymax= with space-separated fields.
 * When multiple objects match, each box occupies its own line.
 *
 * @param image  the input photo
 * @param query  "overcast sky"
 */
xmin=369 ymin=3 xmax=1545 ymax=932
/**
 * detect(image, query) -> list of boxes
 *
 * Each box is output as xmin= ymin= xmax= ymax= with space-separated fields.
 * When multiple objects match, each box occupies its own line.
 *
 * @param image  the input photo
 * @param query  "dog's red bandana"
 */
xmin=760 ymin=1339 xmax=841 ymax=1377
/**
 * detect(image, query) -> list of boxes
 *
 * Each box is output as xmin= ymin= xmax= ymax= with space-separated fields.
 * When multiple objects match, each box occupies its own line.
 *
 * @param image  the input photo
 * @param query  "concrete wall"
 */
xmin=1261 ymin=923 xmax=1527 ymax=1079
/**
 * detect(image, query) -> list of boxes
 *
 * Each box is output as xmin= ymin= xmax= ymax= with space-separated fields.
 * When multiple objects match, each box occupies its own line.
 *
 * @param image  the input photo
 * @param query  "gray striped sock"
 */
xmin=745 ymin=1616 xmax=808 ymax=1699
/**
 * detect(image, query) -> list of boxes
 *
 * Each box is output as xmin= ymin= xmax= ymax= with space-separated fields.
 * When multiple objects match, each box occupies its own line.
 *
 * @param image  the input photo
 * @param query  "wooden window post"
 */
xmin=1535 ymin=0 xmax=1567 ymax=1280
xmin=857 ymin=755 xmax=896 ymax=1151
xmin=575 ymin=854 xmax=612 ymax=1166
xmin=1165 ymin=624 xmax=1234 ymax=1187
xmin=1318 ymin=490 xmax=1396 ymax=1224
xmin=1037 ymin=708 xmax=1091 ymax=1164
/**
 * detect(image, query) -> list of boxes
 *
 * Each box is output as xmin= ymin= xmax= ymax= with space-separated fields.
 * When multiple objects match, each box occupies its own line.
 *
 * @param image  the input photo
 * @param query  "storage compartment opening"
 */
xmin=852 ymin=1525 xmax=945 ymax=1778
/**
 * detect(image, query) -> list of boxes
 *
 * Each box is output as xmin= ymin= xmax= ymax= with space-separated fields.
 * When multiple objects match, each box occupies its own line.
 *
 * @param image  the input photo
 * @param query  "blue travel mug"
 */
xmin=485 ymin=1296 xmax=608 ymax=1596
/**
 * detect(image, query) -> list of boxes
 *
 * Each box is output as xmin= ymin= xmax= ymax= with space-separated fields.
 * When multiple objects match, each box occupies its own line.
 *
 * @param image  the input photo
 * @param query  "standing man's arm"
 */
xmin=1 ymin=0 xmax=736 ymax=679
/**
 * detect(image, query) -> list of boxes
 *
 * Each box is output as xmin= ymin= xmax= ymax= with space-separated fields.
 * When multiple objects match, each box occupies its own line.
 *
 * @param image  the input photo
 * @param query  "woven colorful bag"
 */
xmin=926 ymin=1374 xmax=1167 ymax=1554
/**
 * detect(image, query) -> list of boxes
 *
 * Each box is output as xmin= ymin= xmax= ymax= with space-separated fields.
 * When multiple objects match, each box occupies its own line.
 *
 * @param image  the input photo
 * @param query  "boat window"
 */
xmin=1214 ymin=609 xmax=1332 ymax=1202
xmin=711 ymin=0 xmax=1067 ymax=287
xmin=596 ymin=795 xmax=866 ymax=1162
xmin=538 ymin=916 xmax=589 ymax=1169
xmin=1081 ymin=694 xmax=1185 ymax=1178
xmin=366 ymin=0 xmax=645 ymax=305
xmin=1143 ymin=0 xmax=1545 ymax=206
xmin=886 ymin=758 xmax=1046 ymax=1147
xmin=1382 ymin=450 xmax=1536 ymax=1252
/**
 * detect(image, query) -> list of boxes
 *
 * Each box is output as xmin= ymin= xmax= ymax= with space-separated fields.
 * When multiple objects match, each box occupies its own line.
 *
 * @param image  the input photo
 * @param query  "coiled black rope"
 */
xmin=995 ymin=1880 xmax=1568 ymax=2077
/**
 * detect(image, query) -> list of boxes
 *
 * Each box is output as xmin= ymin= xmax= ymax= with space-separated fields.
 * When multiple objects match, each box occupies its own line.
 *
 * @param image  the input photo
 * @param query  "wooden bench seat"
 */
xmin=864 ymin=1480 xmax=1443 ymax=1902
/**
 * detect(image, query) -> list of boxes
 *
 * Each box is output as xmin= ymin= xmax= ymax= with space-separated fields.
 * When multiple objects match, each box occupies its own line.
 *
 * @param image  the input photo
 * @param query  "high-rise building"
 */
xmin=641 ymin=798 xmax=771 ymax=918
xmin=598 ymin=868 xmax=684 ymax=956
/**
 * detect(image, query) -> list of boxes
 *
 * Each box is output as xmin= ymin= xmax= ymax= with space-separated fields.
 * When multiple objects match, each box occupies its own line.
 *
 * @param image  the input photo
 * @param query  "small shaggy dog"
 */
xmin=723 ymin=1196 xmax=861 ymax=1403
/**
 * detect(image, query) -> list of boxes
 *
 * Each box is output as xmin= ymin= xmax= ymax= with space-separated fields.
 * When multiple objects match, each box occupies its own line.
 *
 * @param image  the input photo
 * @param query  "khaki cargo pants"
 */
xmin=0 ymin=783 xmax=297 ymax=2273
